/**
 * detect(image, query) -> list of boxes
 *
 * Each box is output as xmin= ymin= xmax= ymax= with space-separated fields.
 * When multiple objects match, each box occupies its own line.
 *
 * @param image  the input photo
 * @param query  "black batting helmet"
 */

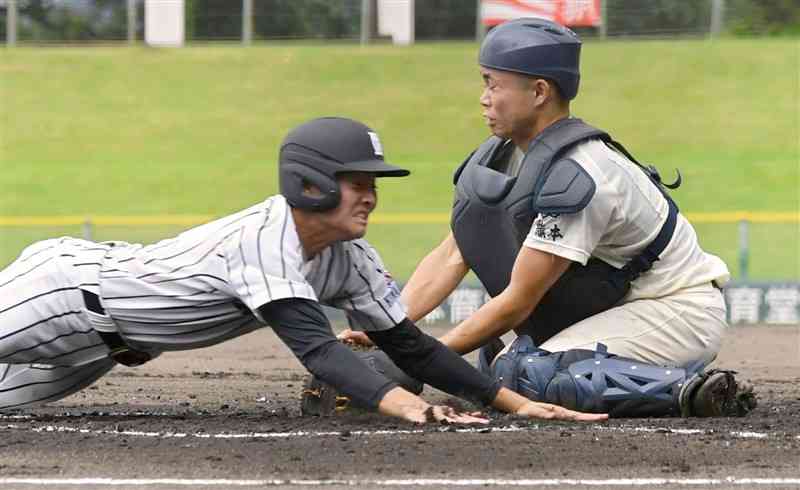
xmin=479 ymin=18 xmax=582 ymax=100
xmin=279 ymin=117 xmax=410 ymax=211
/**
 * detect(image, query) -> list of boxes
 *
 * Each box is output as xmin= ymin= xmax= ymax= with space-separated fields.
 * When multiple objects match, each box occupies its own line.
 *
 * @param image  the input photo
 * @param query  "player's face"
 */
xmin=479 ymin=67 xmax=539 ymax=144
xmin=326 ymin=172 xmax=378 ymax=240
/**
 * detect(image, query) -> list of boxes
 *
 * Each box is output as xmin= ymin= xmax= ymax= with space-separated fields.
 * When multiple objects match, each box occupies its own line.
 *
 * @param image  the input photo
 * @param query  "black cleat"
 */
xmin=680 ymin=370 xmax=757 ymax=417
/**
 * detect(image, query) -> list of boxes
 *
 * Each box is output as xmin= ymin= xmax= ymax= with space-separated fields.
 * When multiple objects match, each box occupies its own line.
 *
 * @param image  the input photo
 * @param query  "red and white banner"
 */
xmin=481 ymin=0 xmax=602 ymax=28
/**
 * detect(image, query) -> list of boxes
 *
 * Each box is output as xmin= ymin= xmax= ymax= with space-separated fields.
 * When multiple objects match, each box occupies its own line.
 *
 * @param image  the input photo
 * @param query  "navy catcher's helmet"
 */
xmin=479 ymin=18 xmax=582 ymax=100
xmin=279 ymin=117 xmax=409 ymax=211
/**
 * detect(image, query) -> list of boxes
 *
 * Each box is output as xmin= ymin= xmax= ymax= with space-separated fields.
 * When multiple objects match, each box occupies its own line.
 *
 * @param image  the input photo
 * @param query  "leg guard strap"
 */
xmin=565 ymin=345 xmax=687 ymax=416
xmin=492 ymin=336 xmax=702 ymax=417
xmin=477 ymin=337 xmax=506 ymax=376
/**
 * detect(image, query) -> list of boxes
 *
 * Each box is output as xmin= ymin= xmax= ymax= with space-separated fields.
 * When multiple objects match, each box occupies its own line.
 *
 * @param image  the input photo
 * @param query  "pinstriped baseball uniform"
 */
xmin=0 ymin=195 xmax=405 ymax=411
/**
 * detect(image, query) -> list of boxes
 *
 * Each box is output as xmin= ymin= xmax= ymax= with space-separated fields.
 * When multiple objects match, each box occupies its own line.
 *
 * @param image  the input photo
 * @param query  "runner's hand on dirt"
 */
xmin=516 ymin=401 xmax=608 ymax=422
xmin=337 ymin=328 xmax=374 ymax=347
xmin=407 ymin=405 xmax=489 ymax=425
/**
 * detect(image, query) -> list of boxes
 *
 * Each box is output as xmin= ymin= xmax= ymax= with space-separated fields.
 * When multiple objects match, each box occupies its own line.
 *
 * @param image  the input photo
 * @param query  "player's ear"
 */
xmin=531 ymin=78 xmax=552 ymax=107
xmin=529 ymin=78 xmax=564 ymax=109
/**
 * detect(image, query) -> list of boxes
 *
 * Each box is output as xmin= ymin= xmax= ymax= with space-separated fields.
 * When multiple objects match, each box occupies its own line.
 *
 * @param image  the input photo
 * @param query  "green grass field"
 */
xmin=1 ymin=39 xmax=798 ymax=279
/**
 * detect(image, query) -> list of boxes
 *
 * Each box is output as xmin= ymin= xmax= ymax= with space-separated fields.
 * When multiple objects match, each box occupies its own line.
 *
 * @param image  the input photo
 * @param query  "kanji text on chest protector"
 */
xmin=451 ymin=117 xmax=679 ymax=346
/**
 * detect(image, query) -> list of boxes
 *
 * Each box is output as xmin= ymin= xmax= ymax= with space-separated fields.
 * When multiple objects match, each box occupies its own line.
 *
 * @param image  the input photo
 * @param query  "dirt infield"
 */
xmin=1 ymin=325 xmax=798 ymax=489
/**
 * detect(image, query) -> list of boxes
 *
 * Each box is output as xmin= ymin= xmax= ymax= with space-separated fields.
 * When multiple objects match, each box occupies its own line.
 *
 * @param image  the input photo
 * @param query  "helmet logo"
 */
xmin=367 ymin=131 xmax=384 ymax=157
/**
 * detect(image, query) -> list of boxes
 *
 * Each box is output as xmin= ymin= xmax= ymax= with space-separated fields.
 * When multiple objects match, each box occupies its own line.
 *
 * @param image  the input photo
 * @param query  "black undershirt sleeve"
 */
xmin=366 ymin=319 xmax=502 ymax=407
xmin=258 ymin=298 xmax=398 ymax=411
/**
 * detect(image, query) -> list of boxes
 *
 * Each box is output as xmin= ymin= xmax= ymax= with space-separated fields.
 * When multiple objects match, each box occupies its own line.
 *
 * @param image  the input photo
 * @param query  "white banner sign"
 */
xmin=145 ymin=0 xmax=185 ymax=47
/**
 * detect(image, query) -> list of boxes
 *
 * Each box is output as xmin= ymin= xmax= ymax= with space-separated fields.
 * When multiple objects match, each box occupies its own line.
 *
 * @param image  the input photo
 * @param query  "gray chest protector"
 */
xmin=452 ymin=118 xmax=679 ymax=346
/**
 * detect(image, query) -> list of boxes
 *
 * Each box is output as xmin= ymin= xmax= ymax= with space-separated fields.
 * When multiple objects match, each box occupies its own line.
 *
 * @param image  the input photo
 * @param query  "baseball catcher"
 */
xmin=337 ymin=19 xmax=756 ymax=418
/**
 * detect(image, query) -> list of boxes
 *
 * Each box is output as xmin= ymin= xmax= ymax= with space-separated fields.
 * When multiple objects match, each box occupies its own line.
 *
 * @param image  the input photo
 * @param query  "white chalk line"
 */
xmin=2 ymin=422 xmax=797 ymax=441
xmin=0 ymin=411 xmax=172 ymax=420
xmin=1 ymin=477 xmax=800 ymax=486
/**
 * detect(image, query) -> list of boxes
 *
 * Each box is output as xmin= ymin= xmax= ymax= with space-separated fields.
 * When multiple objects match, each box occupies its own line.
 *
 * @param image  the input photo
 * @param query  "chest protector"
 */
xmin=452 ymin=118 xmax=679 ymax=345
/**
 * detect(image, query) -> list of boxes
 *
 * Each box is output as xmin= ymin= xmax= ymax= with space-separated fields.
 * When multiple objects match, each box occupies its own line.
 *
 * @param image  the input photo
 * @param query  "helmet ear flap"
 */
xmin=279 ymin=163 xmax=340 ymax=211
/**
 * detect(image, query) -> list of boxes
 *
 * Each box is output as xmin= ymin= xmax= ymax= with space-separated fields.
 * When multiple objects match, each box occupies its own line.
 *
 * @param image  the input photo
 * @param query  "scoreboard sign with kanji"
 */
xmin=480 ymin=0 xmax=603 ymax=27
xmin=724 ymin=283 xmax=800 ymax=325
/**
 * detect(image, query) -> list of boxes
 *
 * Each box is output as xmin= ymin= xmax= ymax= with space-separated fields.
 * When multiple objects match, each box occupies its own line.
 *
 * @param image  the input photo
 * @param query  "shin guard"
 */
xmin=492 ymin=336 xmax=706 ymax=417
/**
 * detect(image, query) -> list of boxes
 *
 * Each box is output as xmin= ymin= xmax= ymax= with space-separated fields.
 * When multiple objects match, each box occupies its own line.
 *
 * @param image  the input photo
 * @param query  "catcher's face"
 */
xmin=325 ymin=172 xmax=377 ymax=240
xmin=479 ymin=67 xmax=542 ymax=147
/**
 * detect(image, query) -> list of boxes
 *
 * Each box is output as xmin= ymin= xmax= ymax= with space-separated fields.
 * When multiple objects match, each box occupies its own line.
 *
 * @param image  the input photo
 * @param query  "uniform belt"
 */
xmin=81 ymin=290 xmax=152 ymax=367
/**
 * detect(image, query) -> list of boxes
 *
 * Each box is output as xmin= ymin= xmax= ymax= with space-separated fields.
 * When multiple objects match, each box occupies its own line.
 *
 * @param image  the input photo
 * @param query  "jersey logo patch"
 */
xmin=367 ymin=131 xmax=384 ymax=157
xmin=533 ymin=215 xmax=564 ymax=242
xmin=382 ymin=271 xmax=401 ymax=306
xmin=547 ymin=225 xmax=564 ymax=241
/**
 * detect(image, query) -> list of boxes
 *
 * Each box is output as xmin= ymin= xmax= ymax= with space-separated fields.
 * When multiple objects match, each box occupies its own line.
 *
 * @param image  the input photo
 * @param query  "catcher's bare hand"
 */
xmin=516 ymin=400 xmax=608 ymax=422
xmin=407 ymin=405 xmax=489 ymax=425
xmin=337 ymin=328 xmax=374 ymax=347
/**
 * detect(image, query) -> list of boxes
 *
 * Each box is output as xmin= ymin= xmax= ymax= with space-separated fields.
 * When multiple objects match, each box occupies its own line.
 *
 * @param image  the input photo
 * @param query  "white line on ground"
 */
xmin=624 ymin=427 xmax=771 ymax=439
xmin=1 ymin=477 xmax=800 ymax=486
xmin=2 ymin=422 xmax=796 ymax=441
xmin=0 ymin=411 xmax=172 ymax=420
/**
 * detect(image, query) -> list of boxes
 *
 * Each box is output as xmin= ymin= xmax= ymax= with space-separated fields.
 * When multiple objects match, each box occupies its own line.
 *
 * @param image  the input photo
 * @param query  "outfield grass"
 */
xmin=0 ymin=220 xmax=795 ymax=281
xmin=1 ymin=39 xmax=798 ymax=278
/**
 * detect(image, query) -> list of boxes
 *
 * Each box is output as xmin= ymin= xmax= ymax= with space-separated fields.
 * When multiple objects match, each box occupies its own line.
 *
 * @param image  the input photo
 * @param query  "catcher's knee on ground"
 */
xmin=492 ymin=335 xmax=755 ymax=418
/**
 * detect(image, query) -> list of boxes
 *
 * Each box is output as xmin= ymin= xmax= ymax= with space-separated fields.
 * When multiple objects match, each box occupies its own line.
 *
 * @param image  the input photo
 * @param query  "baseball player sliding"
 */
xmin=0 ymin=117 xmax=607 ymax=425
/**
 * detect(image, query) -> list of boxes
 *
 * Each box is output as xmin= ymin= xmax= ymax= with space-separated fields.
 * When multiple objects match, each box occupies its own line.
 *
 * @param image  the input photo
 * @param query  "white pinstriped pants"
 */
xmin=0 ymin=239 xmax=115 ymax=411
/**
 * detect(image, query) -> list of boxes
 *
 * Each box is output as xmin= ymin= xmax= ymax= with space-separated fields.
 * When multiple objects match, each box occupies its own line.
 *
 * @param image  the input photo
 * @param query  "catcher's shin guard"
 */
xmin=300 ymin=349 xmax=423 ymax=416
xmin=492 ymin=336 xmax=756 ymax=418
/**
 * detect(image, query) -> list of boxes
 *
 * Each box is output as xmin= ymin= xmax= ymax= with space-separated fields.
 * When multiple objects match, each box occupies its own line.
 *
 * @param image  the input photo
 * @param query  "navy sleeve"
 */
xmin=258 ymin=298 xmax=398 ymax=410
xmin=367 ymin=319 xmax=501 ymax=407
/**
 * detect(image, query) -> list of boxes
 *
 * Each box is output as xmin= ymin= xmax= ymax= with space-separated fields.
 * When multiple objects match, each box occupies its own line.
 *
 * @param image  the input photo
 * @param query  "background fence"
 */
xmin=0 ymin=216 xmax=796 ymax=326
xmin=2 ymin=0 xmax=799 ymax=45
xmin=0 ymin=213 xmax=797 ymax=281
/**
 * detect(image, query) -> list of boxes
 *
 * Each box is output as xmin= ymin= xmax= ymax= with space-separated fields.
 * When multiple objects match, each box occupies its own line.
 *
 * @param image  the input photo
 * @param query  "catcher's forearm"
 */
xmin=438 ymin=292 xmax=521 ymax=355
xmin=401 ymin=232 xmax=469 ymax=322
xmin=490 ymin=387 xmax=530 ymax=414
